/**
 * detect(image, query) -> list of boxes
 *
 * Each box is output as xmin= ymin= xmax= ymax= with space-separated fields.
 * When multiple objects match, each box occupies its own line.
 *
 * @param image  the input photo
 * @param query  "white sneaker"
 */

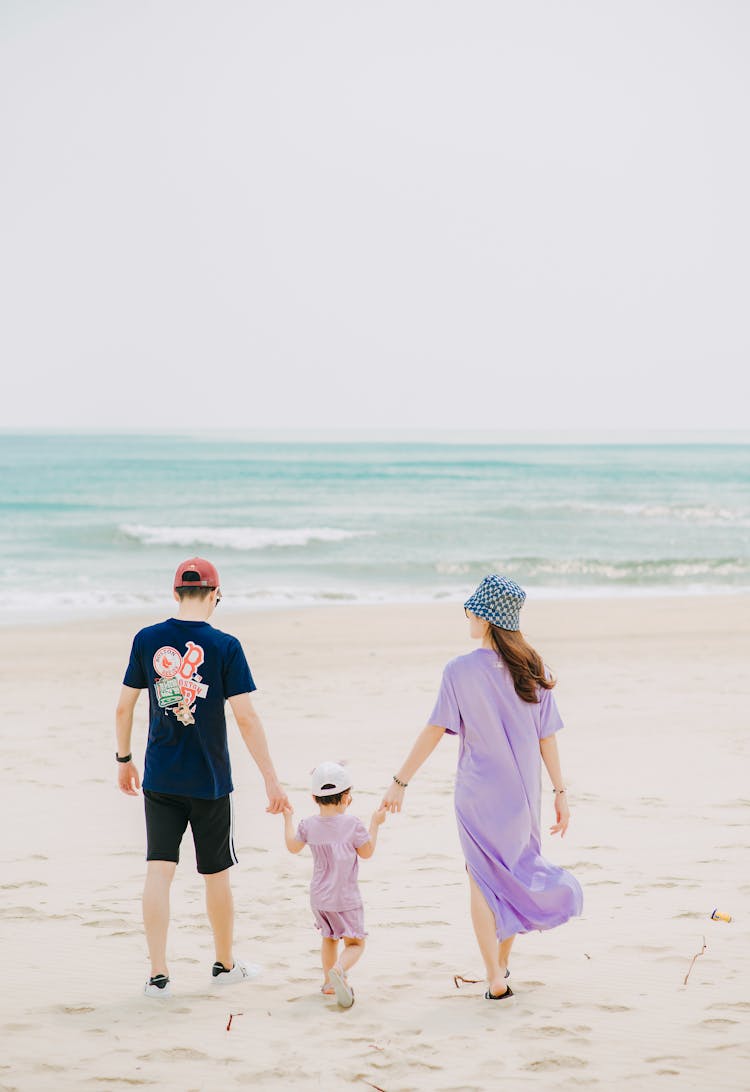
xmin=211 ymin=959 xmax=262 ymax=985
xmin=144 ymin=974 xmax=172 ymax=999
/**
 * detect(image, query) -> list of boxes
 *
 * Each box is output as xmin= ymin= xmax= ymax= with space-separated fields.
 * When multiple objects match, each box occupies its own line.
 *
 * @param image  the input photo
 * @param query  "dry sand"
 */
xmin=1 ymin=596 xmax=749 ymax=1091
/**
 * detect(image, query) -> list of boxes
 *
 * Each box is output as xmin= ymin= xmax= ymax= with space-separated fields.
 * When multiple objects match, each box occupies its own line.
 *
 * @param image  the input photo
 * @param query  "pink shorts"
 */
xmin=312 ymin=906 xmax=367 ymax=940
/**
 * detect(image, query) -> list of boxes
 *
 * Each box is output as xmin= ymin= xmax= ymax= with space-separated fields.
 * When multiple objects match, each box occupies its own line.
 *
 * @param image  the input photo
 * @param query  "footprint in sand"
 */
xmin=136 ymin=1049 xmax=211 ymax=1062
xmin=88 ymin=1078 xmax=152 ymax=1086
xmin=523 ymin=1056 xmax=588 ymax=1071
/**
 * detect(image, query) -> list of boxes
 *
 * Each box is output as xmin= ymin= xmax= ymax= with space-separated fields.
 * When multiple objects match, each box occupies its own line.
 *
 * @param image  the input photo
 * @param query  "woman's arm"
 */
xmin=381 ymin=723 xmax=446 ymax=812
xmin=539 ymin=733 xmax=570 ymax=836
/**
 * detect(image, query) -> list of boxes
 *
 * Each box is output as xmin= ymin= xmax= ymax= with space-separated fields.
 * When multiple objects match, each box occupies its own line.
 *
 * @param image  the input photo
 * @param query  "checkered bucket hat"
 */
xmin=464 ymin=574 xmax=526 ymax=632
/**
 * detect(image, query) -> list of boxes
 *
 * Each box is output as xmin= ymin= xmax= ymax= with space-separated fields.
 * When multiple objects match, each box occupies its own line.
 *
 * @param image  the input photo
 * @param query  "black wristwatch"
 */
xmin=116 ymin=753 xmax=132 ymax=764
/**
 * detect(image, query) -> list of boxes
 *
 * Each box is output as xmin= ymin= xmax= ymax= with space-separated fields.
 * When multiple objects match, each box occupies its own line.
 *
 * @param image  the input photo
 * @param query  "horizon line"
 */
xmin=0 ymin=426 xmax=749 ymax=445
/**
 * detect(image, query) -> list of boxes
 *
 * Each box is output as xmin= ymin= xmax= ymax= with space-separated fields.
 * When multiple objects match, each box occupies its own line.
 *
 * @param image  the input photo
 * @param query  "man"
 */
xmin=115 ymin=557 xmax=288 ymax=998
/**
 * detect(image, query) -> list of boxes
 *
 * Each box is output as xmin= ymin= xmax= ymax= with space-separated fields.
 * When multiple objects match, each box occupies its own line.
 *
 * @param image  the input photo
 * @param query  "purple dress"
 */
xmin=429 ymin=648 xmax=583 ymax=939
xmin=296 ymin=814 xmax=372 ymax=940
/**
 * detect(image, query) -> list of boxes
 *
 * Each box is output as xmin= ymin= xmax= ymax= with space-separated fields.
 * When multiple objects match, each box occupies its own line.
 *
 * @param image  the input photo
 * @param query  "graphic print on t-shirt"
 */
xmin=153 ymin=643 xmax=209 ymax=726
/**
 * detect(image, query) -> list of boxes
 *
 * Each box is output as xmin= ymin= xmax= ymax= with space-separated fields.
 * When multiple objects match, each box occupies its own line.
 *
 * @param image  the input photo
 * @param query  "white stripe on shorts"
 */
xmin=229 ymin=792 xmax=238 ymax=865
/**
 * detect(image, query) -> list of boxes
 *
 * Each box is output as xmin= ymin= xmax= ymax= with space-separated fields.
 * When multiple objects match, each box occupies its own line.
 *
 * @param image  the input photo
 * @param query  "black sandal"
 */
xmin=485 ymin=985 xmax=513 ymax=1000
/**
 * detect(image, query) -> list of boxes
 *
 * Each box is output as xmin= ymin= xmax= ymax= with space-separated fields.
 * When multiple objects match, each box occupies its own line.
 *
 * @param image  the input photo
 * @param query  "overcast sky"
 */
xmin=1 ymin=1 xmax=748 ymax=432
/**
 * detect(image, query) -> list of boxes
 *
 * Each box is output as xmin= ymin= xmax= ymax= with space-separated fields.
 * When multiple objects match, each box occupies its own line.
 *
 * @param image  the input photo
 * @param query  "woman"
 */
xmin=382 ymin=574 xmax=583 ymax=1000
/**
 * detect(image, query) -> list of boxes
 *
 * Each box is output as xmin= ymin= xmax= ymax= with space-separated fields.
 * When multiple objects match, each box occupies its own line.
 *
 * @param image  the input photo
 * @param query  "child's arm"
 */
xmin=356 ymin=805 xmax=387 ymax=859
xmin=282 ymin=804 xmax=306 ymax=854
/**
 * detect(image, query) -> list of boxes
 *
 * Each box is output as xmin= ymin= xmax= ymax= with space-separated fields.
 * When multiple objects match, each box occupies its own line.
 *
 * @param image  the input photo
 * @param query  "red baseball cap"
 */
xmin=173 ymin=557 xmax=221 ymax=589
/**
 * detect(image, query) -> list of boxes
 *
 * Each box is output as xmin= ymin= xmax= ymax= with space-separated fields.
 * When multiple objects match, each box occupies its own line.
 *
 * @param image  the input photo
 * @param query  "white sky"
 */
xmin=1 ymin=1 xmax=749 ymax=431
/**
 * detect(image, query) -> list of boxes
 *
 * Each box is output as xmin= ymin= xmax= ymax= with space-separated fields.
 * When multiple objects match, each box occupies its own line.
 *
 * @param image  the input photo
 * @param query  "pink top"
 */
xmin=296 ymin=813 xmax=371 ymax=911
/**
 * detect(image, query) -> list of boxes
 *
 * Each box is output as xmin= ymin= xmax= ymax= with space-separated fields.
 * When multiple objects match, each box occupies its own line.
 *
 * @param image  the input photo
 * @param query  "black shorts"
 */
xmin=144 ymin=790 xmax=237 ymax=875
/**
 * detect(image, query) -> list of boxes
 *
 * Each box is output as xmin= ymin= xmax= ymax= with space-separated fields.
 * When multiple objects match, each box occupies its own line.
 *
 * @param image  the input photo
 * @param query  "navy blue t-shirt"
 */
xmin=123 ymin=618 xmax=256 ymax=799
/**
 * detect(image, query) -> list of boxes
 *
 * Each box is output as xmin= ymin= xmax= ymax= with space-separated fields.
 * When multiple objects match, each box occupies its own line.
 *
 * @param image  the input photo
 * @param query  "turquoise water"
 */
xmin=1 ymin=434 xmax=748 ymax=621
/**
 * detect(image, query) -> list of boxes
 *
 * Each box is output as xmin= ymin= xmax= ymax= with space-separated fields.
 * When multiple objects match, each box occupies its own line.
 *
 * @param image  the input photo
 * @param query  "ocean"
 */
xmin=1 ymin=433 xmax=748 ymax=623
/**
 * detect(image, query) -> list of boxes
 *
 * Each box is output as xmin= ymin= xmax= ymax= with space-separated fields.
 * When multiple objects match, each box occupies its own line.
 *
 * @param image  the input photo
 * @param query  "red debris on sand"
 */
xmin=453 ymin=974 xmax=481 ymax=989
xmin=226 ymin=1012 xmax=244 ymax=1031
xmin=683 ymin=936 xmax=707 ymax=986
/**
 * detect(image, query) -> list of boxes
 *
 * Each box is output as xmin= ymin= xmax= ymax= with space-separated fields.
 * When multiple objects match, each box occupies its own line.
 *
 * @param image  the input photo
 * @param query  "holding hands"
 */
xmin=381 ymin=780 xmax=406 ymax=814
xmin=265 ymin=776 xmax=290 ymax=814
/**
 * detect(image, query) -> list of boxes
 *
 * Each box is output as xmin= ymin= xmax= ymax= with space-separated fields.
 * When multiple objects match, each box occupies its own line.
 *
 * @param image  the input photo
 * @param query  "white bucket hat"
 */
xmin=311 ymin=761 xmax=352 ymax=797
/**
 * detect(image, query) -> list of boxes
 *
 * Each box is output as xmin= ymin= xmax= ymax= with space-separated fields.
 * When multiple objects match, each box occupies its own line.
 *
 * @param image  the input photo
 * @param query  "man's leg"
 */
xmin=143 ymin=860 xmax=177 ymax=978
xmin=204 ymin=868 xmax=234 ymax=969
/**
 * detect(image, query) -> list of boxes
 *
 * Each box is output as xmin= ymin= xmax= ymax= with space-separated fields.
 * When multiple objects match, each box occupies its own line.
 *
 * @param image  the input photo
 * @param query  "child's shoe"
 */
xmin=328 ymin=965 xmax=354 ymax=1009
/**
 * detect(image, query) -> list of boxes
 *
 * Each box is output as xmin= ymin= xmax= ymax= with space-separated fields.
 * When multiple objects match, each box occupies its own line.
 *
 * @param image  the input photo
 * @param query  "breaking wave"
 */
xmin=120 ymin=524 xmax=369 ymax=550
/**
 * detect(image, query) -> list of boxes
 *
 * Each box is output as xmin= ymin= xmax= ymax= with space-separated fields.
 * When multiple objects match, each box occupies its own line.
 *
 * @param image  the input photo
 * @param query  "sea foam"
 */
xmin=120 ymin=525 xmax=368 ymax=550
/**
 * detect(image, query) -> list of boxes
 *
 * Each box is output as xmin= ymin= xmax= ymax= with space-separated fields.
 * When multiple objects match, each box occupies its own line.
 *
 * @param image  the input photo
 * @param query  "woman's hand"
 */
xmin=382 ymin=781 xmax=406 ymax=813
xmin=549 ymin=792 xmax=570 ymax=836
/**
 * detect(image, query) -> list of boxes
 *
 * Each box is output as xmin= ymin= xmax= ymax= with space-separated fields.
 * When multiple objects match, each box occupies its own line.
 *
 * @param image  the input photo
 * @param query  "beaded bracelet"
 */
xmin=393 ymin=775 xmax=408 ymax=789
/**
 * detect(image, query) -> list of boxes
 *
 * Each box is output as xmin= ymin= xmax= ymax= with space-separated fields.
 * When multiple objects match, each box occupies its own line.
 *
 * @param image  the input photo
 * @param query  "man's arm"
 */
xmin=115 ymin=684 xmax=142 ymax=796
xmin=228 ymin=692 xmax=289 ymax=813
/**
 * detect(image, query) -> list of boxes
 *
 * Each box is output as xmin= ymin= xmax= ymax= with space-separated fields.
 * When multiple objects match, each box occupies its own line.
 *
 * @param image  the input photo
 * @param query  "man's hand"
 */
xmin=265 ymin=777 xmax=290 ymax=814
xmin=118 ymin=761 xmax=141 ymax=796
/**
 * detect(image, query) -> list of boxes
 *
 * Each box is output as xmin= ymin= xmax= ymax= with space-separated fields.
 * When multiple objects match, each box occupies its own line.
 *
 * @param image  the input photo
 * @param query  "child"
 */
xmin=283 ymin=761 xmax=386 ymax=1008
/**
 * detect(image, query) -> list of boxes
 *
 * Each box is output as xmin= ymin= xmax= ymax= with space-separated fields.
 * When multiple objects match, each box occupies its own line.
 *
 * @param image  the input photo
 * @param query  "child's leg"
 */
xmin=321 ymin=937 xmax=339 ymax=984
xmin=337 ymin=937 xmax=365 ymax=976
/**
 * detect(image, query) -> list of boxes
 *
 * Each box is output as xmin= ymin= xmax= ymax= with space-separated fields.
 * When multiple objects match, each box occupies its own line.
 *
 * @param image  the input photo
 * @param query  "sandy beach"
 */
xmin=1 ymin=595 xmax=749 ymax=1091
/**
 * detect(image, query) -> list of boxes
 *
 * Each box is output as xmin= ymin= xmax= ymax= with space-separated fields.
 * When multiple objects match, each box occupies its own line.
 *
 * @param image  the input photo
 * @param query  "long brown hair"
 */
xmin=488 ymin=624 xmax=556 ymax=704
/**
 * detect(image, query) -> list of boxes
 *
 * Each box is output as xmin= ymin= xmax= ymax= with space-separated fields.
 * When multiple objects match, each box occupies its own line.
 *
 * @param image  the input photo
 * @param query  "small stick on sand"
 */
xmin=683 ymin=936 xmax=707 ymax=986
xmin=226 ymin=1012 xmax=244 ymax=1031
xmin=361 ymin=1082 xmax=387 ymax=1092
xmin=453 ymin=974 xmax=482 ymax=989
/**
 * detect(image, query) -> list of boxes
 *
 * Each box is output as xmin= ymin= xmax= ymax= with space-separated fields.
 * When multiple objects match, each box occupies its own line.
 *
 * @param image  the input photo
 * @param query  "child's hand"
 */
xmin=282 ymin=802 xmax=294 ymax=817
xmin=371 ymin=804 xmax=387 ymax=826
